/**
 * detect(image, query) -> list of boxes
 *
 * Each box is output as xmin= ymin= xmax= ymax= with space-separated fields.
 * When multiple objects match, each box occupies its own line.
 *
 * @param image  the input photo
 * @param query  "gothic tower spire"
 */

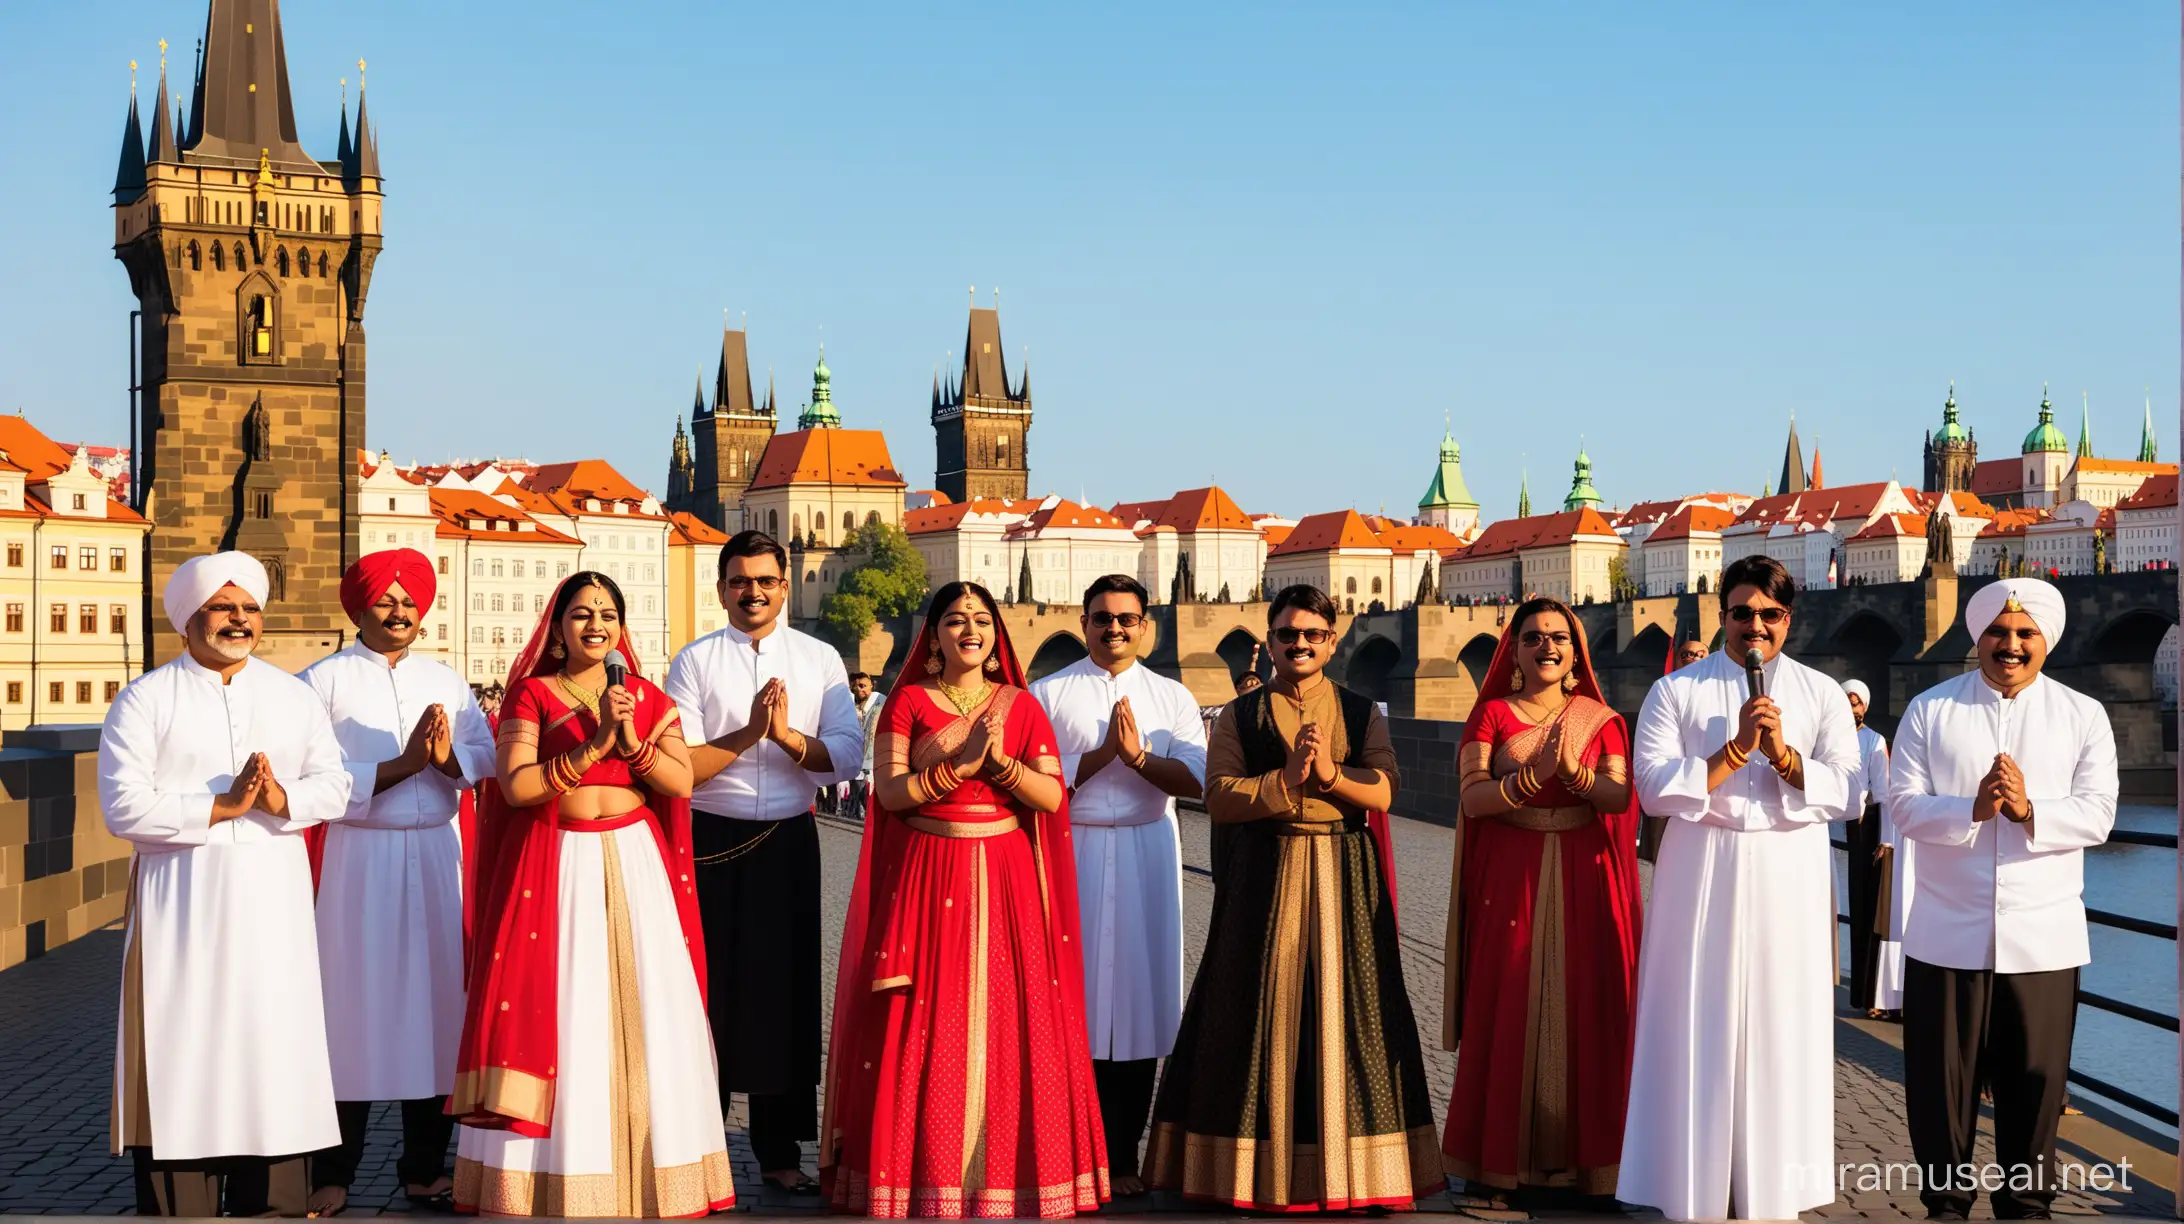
xmin=2142 ymin=395 xmax=2160 ymax=463
xmin=1778 ymin=414 xmax=1808 ymax=495
xmin=112 ymin=67 xmax=147 ymax=203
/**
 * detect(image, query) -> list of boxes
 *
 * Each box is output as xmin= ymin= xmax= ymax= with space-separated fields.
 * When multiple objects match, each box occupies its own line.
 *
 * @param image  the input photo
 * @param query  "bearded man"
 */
xmin=98 ymin=552 xmax=352 ymax=1216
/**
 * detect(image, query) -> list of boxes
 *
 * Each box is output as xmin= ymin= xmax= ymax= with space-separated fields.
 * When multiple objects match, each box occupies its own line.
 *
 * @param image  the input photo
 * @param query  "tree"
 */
xmin=818 ymin=521 xmax=929 ymax=647
xmin=1607 ymin=553 xmax=1640 ymax=602
xmin=1217 ymin=581 xmax=1232 ymax=603
xmin=1018 ymin=552 xmax=1034 ymax=605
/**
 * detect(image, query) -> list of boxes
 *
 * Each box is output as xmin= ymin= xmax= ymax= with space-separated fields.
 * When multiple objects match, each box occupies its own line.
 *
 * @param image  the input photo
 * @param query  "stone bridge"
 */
xmin=828 ymin=571 xmax=2175 ymax=799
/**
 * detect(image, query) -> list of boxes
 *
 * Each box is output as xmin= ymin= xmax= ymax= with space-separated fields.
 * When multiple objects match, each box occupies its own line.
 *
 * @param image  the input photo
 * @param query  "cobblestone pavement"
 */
xmin=1 ymin=809 xmax=2171 ymax=1218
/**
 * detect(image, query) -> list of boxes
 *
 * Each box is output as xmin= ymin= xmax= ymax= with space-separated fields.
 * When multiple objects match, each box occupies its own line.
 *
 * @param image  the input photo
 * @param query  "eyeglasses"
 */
xmin=1088 ymin=611 xmax=1144 ymax=629
xmin=1519 ymin=631 xmax=1573 ymax=648
xmin=1728 ymin=605 xmax=1789 ymax=626
xmin=1273 ymin=627 xmax=1333 ymax=646
xmin=724 ymin=575 xmax=783 ymax=592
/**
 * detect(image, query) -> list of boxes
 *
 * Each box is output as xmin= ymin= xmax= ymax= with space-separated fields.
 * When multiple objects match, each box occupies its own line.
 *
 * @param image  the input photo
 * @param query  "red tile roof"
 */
xmin=0 ymin=417 xmax=80 ymax=481
xmin=1012 ymin=498 xmax=1131 ymax=534
xmin=1976 ymin=508 xmax=2049 ymax=538
xmin=1970 ymin=458 xmax=2023 ymax=498
xmin=530 ymin=459 xmax=654 ymax=508
xmin=430 ymin=488 xmax=580 ymax=544
xmin=1260 ymin=523 xmax=1294 ymax=549
xmin=2118 ymin=473 xmax=2178 ymax=511
xmin=748 ymin=429 xmax=906 ymax=491
xmin=1268 ymin=510 xmax=1385 ymax=557
xmin=1154 ymin=487 xmax=1254 ymax=532
xmin=1647 ymin=505 xmax=1736 ymax=543
xmin=668 ymin=511 xmax=729 ymax=546
xmin=1374 ymin=523 xmax=1464 ymax=552
xmin=1849 ymin=512 xmax=1926 ymax=542
xmin=904 ymin=498 xmax=1040 ymax=535
xmin=2074 ymin=458 xmax=2178 ymax=476
xmin=1449 ymin=508 xmax=1622 ymax=560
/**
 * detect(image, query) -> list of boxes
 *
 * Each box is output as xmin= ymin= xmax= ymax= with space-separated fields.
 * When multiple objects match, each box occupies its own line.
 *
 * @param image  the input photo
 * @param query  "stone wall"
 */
xmin=1387 ymin=715 xmax=1466 ymax=827
xmin=0 ymin=726 xmax=129 ymax=972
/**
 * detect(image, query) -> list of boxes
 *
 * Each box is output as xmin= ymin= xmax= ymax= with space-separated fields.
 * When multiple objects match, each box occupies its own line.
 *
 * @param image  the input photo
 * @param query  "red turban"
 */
xmin=341 ymin=548 xmax=439 ymax=625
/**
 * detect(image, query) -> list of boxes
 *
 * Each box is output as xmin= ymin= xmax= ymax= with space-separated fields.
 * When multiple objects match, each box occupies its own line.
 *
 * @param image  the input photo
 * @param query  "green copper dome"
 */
xmin=1417 ymin=426 xmax=1479 ymax=512
xmin=1562 ymin=444 xmax=1603 ymax=512
xmin=2021 ymin=385 xmax=2067 ymax=454
xmin=797 ymin=347 xmax=841 ymax=430
xmin=1934 ymin=383 xmax=1970 ymax=445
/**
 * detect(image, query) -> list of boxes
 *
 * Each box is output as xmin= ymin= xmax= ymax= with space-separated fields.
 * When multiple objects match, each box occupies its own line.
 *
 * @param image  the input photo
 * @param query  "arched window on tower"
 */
xmin=296 ymin=247 xmax=310 ymax=276
xmin=997 ymin=433 xmax=1009 ymax=463
xmin=248 ymin=294 xmax=273 ymax=357
xmin=1345 ymin=577 xmax=1358 ymax=595
xmin=768 ymin=510 xmax=779 ymax=536
xmin=276 ymin=248 xmax=290 ymax=277
xmin=234 ymin=242 xmax=247 ymax=269
xmin=843 ymin=511 xmax=854 ymax=535
xmin=210 ymin=243 xmax=225 ymax=272
xmin=187 ymin=242 xmax=201 ymax=271
xmin=317 ymin=252 xmax=328 ymax=278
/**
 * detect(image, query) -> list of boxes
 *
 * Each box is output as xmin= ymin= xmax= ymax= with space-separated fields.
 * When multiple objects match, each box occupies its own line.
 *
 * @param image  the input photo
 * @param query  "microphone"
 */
xmin=1744 ymin=648 xmax=1766 ymax=701
xmin=605 ymin=649 xmax=628 ymax=695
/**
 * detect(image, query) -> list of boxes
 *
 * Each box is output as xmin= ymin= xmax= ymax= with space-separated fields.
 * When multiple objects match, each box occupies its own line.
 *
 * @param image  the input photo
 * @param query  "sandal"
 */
xmin=763 ymin=1171 xmax=823 ymax=1196
xmin=403 ymin=1188 xmax=457 ymax=1213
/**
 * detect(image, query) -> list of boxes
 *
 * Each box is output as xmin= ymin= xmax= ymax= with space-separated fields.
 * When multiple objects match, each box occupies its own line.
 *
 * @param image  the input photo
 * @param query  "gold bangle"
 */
xmin=631 ymin=742 xmax=660 ymax=775
xmin=1773 ymin=748 xmax=1799 ymax=778
xmin=1723 ymin=741 xmax=1749 ymax=770
xmin=1499 ymin=776 xmax=1521 ymax=808
xmin=1570 ymin=765 xmax=1595 ymax=795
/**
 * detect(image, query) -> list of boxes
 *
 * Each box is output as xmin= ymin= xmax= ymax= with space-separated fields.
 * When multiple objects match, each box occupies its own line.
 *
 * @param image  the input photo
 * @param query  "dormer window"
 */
xmin=71 ymin=494 xmax=86 ymax=512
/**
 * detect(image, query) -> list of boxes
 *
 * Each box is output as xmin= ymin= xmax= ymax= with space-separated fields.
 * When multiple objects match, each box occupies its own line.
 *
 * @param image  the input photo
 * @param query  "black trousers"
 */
xmin=694 ymin=811 xmax=822 ymax=1172
xmin=1903 ymin=957 xmax=2077 ymax=1218
xmin=1636 ymin=814 xmax=1666 ymax=863
xmin=131 ymin=1148 xmax=310 ymax=1217
xmin=311 ymin=1097 xmax=455 ymax=1191
xmin=1846 ymin=804 xmax=1886 ymax=1007
xmin=1092 ymin=1058 xmax=1159 ymax=1180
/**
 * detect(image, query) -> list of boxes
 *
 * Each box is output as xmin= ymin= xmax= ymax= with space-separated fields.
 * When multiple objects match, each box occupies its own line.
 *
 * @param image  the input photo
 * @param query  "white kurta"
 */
xmin=665 ymin=622 xmax=862 ymax=820
xmin=99 ymin=654 xmax=352 ymax=1160
xmin=302 ymin=643 xmax=497 ymax=1102
xmin=1850 ymin=725 xmax=1909 ymax=1009
xmin=1888 ymin=671 xmax=2118 ymax=974
xmin=1029 ymin=657 xmax=1208 ymax=1062
xmin=1618 ymin=649 xmax=1862 ymax=1221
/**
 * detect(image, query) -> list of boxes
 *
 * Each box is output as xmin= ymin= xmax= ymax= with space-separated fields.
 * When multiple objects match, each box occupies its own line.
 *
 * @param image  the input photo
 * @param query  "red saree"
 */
xmin=821 ymin=621 xmax=1108 ymax=1218
xmin=446 ymin=598 xmax=706 ymax=1142
xmin=1439 ymin=619 xmax=1642 ymax=1195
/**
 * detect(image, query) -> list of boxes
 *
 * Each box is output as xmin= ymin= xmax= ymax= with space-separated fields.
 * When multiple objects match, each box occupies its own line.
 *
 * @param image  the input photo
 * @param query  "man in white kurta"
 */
xmin=1028 ymin=575 xmax=1207 ymax=1192
xmin=667 ymin=530 xmax=862 ymax=1193
xmin=1619 ymin=556 xmax=1861 ymax=1221
xmin=1891 ymin=578 xmax=2117 ymax=1220
xmin=99 ymin=552 xmax=351 ymax=1217
xmin=301 ymin=550 xmax=496 ymax=1212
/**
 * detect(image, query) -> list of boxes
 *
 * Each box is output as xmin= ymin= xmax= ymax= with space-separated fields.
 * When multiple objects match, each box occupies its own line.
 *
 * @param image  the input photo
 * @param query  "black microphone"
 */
xmin=1744 ymin=648 xmax=1766 ymax=701
xmin=605 ymin=648 xmax=628 ymax=695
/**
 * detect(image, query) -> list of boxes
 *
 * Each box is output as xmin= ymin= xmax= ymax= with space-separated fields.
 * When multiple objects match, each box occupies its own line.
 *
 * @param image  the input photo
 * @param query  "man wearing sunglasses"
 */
xmin=1027 ymin=574 xmax=1206 ymax=1195
xmin=1889 ymin=578 xmax=2115 ymax=1221
xmin=1619 ymin=555 xmax=1864 ymax=1222
xmin=664 ymin=530 xmax=864 ymax=1197
xmin=1144 ymin=585 xmax=1441 ymax=1211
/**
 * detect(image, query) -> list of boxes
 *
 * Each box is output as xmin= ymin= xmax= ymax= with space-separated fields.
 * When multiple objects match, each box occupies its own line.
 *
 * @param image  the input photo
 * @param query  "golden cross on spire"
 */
xmin=157 ymin=37 xmax=167 ymax=67
xmin=358 ymin=58 xmax=367 ymax=88
xmin=130 ymin=60 xmax=138 ymax=88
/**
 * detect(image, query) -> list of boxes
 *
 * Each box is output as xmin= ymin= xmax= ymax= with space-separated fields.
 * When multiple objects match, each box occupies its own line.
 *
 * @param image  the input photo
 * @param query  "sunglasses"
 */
xmin=1273 ymin=627 xmax=1333 ymax=646
xmin=1088 ymin=611 xmax=1144 ymax=629
xmin=725 ymin=575 xmax=783 ymax=592
xmin=1728 ymin=605 xmax=1788 ymax=626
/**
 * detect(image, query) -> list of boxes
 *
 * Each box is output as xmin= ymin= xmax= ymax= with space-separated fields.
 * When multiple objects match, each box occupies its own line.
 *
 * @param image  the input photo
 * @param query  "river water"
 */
xmin=1843 ymin=802 xmax=2179 ymax=1135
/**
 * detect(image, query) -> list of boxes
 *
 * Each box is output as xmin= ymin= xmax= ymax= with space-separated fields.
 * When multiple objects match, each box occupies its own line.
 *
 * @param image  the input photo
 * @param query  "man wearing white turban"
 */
xmin=98 ymin=552 xmax=352 ymax=1216
xmin=1890 ymin=577 xmax=2117 ymax=1220
xmin=1838 ymin=679 xmax=1899 ymax=1017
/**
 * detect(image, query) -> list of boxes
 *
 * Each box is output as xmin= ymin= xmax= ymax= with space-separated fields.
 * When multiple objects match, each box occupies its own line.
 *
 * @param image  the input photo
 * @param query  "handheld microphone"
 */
xmin=1744 ymin=648 xmax=1766 ymax=701
xmin=605 ymin=649 xmax=628 ymax=695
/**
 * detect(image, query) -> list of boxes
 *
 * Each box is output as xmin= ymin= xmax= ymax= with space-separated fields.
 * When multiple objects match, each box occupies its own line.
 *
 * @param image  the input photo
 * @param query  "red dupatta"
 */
xmin=446 ymin=576 xmax=704 ymax=1136
xmin=1438 ymin=602 xmax=1642 ymax=1050
xmin=818 ymin=588 xmax=1093 ymax=1176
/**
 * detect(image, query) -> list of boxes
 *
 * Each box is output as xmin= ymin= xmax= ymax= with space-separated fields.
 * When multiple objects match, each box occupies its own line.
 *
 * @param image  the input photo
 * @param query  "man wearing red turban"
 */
xmin=301 ymin=549 xmax=495 ymax=1213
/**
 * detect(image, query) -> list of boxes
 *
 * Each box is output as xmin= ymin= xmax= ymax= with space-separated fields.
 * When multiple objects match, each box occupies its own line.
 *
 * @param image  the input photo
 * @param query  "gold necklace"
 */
xmin=935 ymin=678 xmax=992 ymax=716
xmin=1507 ymin=690 xmax=1567 ymax=724
xmin=556 ymin=673 xmax=604 ymax=717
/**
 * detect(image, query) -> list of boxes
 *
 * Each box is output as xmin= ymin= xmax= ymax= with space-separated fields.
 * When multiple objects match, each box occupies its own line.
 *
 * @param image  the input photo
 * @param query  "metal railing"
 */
xmin=1834 ymin=828 xmax=2180 ymax=1128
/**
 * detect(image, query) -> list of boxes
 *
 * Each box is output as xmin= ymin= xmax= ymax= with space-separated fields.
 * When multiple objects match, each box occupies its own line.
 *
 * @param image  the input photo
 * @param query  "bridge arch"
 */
xmin=1829 ymin=611 xmax=1904 ymax=721
xmin=1215 ymin=626 xmax=1265 ymax=686
xmin=1347 ymin=635 xmax=1402 ymax=705
xmin=2086 ymin=608 xmax=2176 ymax=702
xmin=1026 ymin=631 xmax=1089 ymax=683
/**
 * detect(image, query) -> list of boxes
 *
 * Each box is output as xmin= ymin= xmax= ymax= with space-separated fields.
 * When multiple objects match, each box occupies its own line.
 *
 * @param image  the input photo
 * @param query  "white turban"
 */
xmin=1841 ymin=679 xmax=1871 ymax=704
xmin=164 ymin=551 xmax=270 ymax=636
xmin=1965 ymin=577 xmax=2065 ymax=648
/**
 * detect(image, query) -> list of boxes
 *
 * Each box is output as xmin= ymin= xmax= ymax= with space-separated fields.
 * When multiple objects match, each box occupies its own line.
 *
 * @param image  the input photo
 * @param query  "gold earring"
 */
xmin=984 ymin=654 xmax=1002 ymax=676
xmin=549 ymin=639 xmax=565 ymax=661
xmin=924 ymin=645 xmax=942 ymax=676
xmin=1561 ymin=673 xmax=1579 ymax=695
xmin=1508 ymin=669 xmax=1524 ymax=693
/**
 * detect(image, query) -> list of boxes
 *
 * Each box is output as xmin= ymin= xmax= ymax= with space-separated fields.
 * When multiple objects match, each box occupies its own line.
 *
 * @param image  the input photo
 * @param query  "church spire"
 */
xmin=112 ymin=66 xmax=147 ymax=203
xmin=692 ymin=376 xmax=707 ymax=420
xmin=146 ymin=45 xmax=179 ymax=165
xmin=1516 ymin=469 xmax=1532 ymax=518
xmin=1778 ymin=413 xmax=1808 ymax=495
xmin=350 ymin=61 xmax=380 ymax=181
xmin=335 ymin=76 xmax=351 ymax=166
xmin=183 ymin=0 xmax=319 ymax=172
xmin=797 ymin=347 xmax=841 ymax=430
xmin=1809 ymin=440 xmax=1824 ymax=490
xmin=2076 ymin=392 xmax=2094 ymax=459
xmin=712 ymin=326 xmax=755 ymax=417
xmin=2143 ymin=394 xmax=2160 ymax=463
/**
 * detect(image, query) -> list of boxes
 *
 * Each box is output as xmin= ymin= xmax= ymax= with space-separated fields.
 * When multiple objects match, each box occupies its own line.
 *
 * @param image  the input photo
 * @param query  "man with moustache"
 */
xmin=1619 ymin=555 xmax=1863 ymax=1221
xmin=299 ymin=550 xmax=496 ymax=1215
xmin=1145 ymin=585 xmax=1441 ymax=1212
xmin=1028 ymin=575 xmax=1207 ymax=1194
xmin=665 ymin=530 xmax=862 ymax=1195
xmin=1677 ymin=638 xmax=1709 ymax=668
xmin=1891 ymin=578 xmax=2116 ymax=1221
xmin=98 ymin=552 xmax=353 ymax=1216
xmin=845 ymin=671 xmax=885 ymax=816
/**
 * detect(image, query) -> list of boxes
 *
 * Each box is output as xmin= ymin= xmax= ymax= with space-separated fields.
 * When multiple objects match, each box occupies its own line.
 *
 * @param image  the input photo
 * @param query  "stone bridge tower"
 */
xmin=933 ymin=296 xmax=1032 ymax=502
xmin=111 ymin=0 xmax=380 ymax=668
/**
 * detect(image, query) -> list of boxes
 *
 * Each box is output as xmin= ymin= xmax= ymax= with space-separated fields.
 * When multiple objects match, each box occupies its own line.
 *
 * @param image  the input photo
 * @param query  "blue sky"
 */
xmin=1 ymin=2 xmax=2175 ymax=521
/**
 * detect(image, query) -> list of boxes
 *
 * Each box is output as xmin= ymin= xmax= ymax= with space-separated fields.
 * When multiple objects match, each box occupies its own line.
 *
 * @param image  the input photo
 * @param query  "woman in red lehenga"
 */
xmin=821 ymin=580 xmax=1109 ymax=1219
xmin=448 ymin=572 xmax=735 ymax=1217
xmin=1440 ymin=597 xmax=1642 ymax=1218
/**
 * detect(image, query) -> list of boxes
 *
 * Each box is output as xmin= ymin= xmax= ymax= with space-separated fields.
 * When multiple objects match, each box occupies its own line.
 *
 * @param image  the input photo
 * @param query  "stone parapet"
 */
xmin=0 ymin=724 xmax=129 ymax=972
